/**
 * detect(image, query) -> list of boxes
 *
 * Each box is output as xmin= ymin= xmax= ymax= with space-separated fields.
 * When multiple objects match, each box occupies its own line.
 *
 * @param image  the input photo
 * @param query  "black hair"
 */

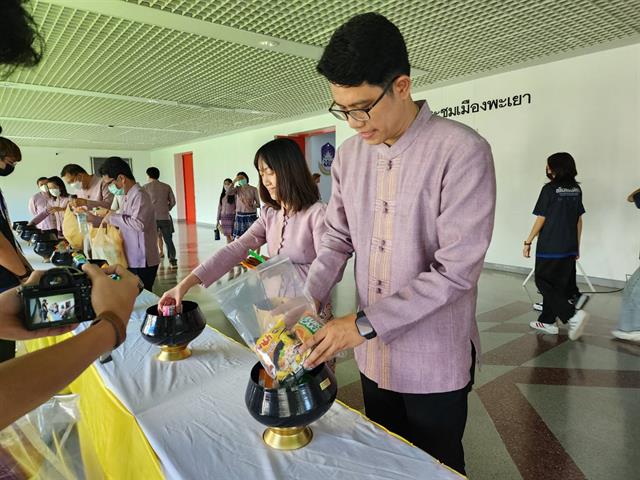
xmin=60 ymin=164 xmax=87 ymax=177
xmin=0 ymin=136 xmax=21 ymax=161
xmin=237 ymin=171 xmax=249 ymax=184
xmin=36 ymin=176 xmax=47 ymax=184
xmin=47 ymin=176 xmax=68 ymax=197
xmin=0 ymin=0 xmax=44 ymax=78
xmin=101 ymin=156 xmax=134 ymax=181
xmin=146 ymin=167 xmax=160 ymax=179
xmin=317 ymin=12 xmax=410 ymax=87
xmin=219 ymin=178 xmax=235 ymax=206
xmin=547 ymin=152 xmax=578 ymax=185
xmin=253 ymin=138 xmax=319 ymax=213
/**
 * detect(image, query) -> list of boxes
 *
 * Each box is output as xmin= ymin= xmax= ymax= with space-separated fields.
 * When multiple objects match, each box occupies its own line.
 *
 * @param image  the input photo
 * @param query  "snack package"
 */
xmin=254 ymin=315 xmax=324 ymax=384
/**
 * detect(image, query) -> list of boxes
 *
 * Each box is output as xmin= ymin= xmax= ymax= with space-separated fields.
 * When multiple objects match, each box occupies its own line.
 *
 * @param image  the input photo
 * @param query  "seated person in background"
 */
xmin=60 ymin=164 xmax=113 ymax=227
xmin=29 ymin=176 xmax=70 ymax=237
xmin=99 ymin=157 xmax=160 ymax=292
xmin=28 ymin=177 xmax=55 ymax=230
xmin=159 ymin=138 xmax=326 ymax=310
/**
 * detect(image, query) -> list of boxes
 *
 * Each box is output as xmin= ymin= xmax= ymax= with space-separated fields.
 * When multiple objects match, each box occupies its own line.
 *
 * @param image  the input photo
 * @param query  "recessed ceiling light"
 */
xmin=259 ymin=40 xmax=279 ymax=48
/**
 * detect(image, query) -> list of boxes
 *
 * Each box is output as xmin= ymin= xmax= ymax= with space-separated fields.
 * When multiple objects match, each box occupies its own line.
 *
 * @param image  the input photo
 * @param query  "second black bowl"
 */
xmin=141 ymin=301 xmax=206 ymax=361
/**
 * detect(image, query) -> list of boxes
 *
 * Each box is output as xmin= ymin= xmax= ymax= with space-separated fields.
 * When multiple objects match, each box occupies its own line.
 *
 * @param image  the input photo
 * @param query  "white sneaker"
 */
xmin=529 ymin=321 xmax=559 ymax=334
xmin=611 ymin=330 xmax=640 ymax=342
xmin=568 ymin=310 xmax=589 ymax=340
xmin=533 ymin=302 xmax=543 ymax=312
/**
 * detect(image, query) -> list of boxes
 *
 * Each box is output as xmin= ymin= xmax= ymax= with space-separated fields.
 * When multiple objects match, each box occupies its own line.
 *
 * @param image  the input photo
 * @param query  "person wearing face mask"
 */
xmin=217 ymin=178 xmax=236 ymax=245
xmin=227 ymin=171 xmax=260 ymax=240
xmin=60 ymin=164 xmax=113 ymax=227
xmin=28 ymin=177 xmax=55 ymax=231
xmin=158 ymin=138 xmax=326 ymax=311
xmin=29 ymin=177 xmax=70 ymax=237
xmin=523 ymin=152 xmax=589 ymax=339
xmin=99 ymin=157 xmax=160 ymax=292
xmin=0 ymin=136 xmax=33 ymax=362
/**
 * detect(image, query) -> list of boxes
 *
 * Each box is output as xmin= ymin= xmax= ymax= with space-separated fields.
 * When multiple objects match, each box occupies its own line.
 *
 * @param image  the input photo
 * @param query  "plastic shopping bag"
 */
xmin=0 ymin=394 xmax=100 ymax=480
xmin=213 ymin=256 xmax=323 ymax=385
xmin=89 ymin=225 xmax=128 ymax=268
xmin=61 ymin=207 xmax=83 ymax=250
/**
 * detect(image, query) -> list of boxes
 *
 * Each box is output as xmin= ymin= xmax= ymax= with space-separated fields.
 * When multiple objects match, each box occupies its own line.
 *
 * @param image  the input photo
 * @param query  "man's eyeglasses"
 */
xmin=328 ymin=76 xmax=398 ymax=122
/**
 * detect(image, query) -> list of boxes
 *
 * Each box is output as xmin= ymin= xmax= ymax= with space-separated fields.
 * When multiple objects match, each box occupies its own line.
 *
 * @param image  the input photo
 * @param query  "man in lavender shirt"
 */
xmin=99 ymin=157 xmax=160 ymax=292
xmin=301 ymin=14 xmax=496 ymax=475
xmin=28 ymin=177 xmax=54 ymax=230
xmin=60 ymin=164 xmax=114 ymax=227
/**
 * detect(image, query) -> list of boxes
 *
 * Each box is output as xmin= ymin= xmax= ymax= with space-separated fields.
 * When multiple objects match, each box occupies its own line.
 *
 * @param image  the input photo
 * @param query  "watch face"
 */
xmin=356 ymin=316 xmax=374 ymax=338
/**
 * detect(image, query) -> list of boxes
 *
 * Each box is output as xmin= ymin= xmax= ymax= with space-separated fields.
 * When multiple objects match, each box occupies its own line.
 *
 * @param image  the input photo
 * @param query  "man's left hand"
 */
xmin=301 ymin=313 xmax=364 ymax=369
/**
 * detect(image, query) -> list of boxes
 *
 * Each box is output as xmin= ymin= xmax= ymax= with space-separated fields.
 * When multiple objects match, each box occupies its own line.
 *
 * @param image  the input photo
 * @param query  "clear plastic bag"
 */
xmin=213 ymin=256 xmax=323 ymax=384
xmin=0 ymin=394 xmax=94 ymax=480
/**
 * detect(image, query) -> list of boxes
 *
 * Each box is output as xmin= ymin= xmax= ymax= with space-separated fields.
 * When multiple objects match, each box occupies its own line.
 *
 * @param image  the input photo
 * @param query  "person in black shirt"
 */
xmin=0 ymin=136 xmax=33 ymax=362
xmin=523 ymin=152 xmax=590 ymax=340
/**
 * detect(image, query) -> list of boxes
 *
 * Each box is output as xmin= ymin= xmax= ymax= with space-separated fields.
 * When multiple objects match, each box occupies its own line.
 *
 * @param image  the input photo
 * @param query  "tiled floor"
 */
xmin=156 ymin=224 xmax=639 ymax=480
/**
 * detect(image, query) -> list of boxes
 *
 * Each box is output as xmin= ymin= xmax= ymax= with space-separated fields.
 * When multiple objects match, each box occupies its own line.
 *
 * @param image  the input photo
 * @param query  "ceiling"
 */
xmin=1 ymin=0 xmax=639 ymax=150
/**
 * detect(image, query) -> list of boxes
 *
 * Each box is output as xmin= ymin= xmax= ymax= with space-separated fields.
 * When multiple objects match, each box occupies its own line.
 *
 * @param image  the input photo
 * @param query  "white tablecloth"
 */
xmin=23 ymin=246 xmax=462 ymax=480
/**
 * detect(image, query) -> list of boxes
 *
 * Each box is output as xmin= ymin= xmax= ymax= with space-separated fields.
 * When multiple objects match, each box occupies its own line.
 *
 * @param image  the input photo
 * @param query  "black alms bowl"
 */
xmin=141 ymin=301 xmax=206 ymax=347
xmin=34 ymin=239 xmax=58 ymax=260
xmin=20 ymin=226 xmax=40 ymax=241
xmin=12 ymin=221 xmax=28 ymax=232
xmin=245 ymin=362 xmax=337 ymax=429
xmin=51 ymin=250 xmax=73 ymax=266
xmin=31 ymin=230 xmax=58 ymax=243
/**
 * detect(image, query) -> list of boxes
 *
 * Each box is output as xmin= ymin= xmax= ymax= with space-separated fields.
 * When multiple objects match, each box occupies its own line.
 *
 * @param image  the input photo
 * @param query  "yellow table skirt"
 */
xmin=22 ymin=336 xmax=164 ymax=480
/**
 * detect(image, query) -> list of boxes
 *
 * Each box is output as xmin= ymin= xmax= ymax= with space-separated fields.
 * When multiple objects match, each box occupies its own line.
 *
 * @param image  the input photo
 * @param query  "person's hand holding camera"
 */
xmin=0 ymin=271 xmax=77 ymax=340
xmin=82 ymin=263 xmax=138 ymax=325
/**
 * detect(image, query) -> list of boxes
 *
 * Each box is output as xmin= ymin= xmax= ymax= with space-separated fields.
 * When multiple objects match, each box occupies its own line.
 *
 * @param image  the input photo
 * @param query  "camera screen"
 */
xmin=26 ymin=293 xmax=77 ymax=326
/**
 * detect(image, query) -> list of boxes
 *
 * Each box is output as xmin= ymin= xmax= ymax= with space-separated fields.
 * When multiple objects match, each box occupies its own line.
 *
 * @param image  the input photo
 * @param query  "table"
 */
xmin=20 ymin=249 xmax=464 ymax=480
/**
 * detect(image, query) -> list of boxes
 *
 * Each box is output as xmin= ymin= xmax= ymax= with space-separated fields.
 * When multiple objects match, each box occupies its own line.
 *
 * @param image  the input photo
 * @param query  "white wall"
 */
xmin=150 ymin=116 xmax=343 ymax=225
xmin=418 ymin=43 xmax=640 ymax=282
xmin=2 ymin=146 xmax=152 ymax=223
xmin=146 ymin=43 xmax=639 ymax=281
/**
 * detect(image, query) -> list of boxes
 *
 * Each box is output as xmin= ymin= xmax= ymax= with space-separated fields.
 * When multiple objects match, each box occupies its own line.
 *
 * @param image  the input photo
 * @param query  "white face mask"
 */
xmin=39 ymin=185 xmax=49 ymax=193
xmin=69 ymin=181 xmax=82 ymax=192
xmin=49 ymin=189 xmax=61 ymax=197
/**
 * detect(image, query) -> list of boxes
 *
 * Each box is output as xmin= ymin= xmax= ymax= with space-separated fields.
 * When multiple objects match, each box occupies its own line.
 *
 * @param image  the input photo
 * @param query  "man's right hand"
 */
xmin=82 ymin=264 xmax=139 ymax=326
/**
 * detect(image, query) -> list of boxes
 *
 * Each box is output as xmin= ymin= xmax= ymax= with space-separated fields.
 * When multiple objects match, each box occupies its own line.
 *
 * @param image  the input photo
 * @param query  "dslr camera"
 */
xmin=19 ymin=267 xmax=96 ymax=330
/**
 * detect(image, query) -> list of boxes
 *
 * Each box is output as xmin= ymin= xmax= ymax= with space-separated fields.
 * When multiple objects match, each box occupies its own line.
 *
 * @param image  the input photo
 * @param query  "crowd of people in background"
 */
xmin=22 ymin=157 xmax=178 ymax=292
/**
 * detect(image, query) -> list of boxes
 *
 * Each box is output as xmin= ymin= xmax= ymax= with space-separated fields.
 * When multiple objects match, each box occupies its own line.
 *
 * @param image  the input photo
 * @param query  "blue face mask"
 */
xmin=108 ymin=182 xmax=125 ymax=196
xmin=237 ymin=178 xmax=248 ymax=187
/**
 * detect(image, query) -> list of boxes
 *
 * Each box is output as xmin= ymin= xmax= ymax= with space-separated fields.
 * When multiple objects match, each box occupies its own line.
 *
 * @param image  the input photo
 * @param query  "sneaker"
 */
xmin=169 ymin=259 xmax=177 ymax=268
xmin=529 ymin=321 xmax=559 ymax=334
xmin=568 ymin=310 xmax=589 ymax=340
xmin=611 ymin=330 xmax=640 ymax=342
xmin=533 ymin=302 xmax=543 ymax=312
xmin=573 ymin=293 xmax=590 ymax=310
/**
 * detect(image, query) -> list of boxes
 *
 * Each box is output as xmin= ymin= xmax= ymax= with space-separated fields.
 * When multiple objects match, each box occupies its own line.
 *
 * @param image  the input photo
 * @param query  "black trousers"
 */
xmin=535 ymin=257 xmax=576 ymax=323
xmin=360 ymin=345 xmax=475 ymax=475
xmin=156 ymin=220 xmax=176 ymax=261
xmin=129 ymin=265 xmax=159 ymax=292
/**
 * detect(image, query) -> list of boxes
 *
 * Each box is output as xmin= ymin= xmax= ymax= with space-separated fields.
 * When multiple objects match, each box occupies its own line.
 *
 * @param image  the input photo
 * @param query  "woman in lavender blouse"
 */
xmin=158 ymin=138 xmax=326 ymax=310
